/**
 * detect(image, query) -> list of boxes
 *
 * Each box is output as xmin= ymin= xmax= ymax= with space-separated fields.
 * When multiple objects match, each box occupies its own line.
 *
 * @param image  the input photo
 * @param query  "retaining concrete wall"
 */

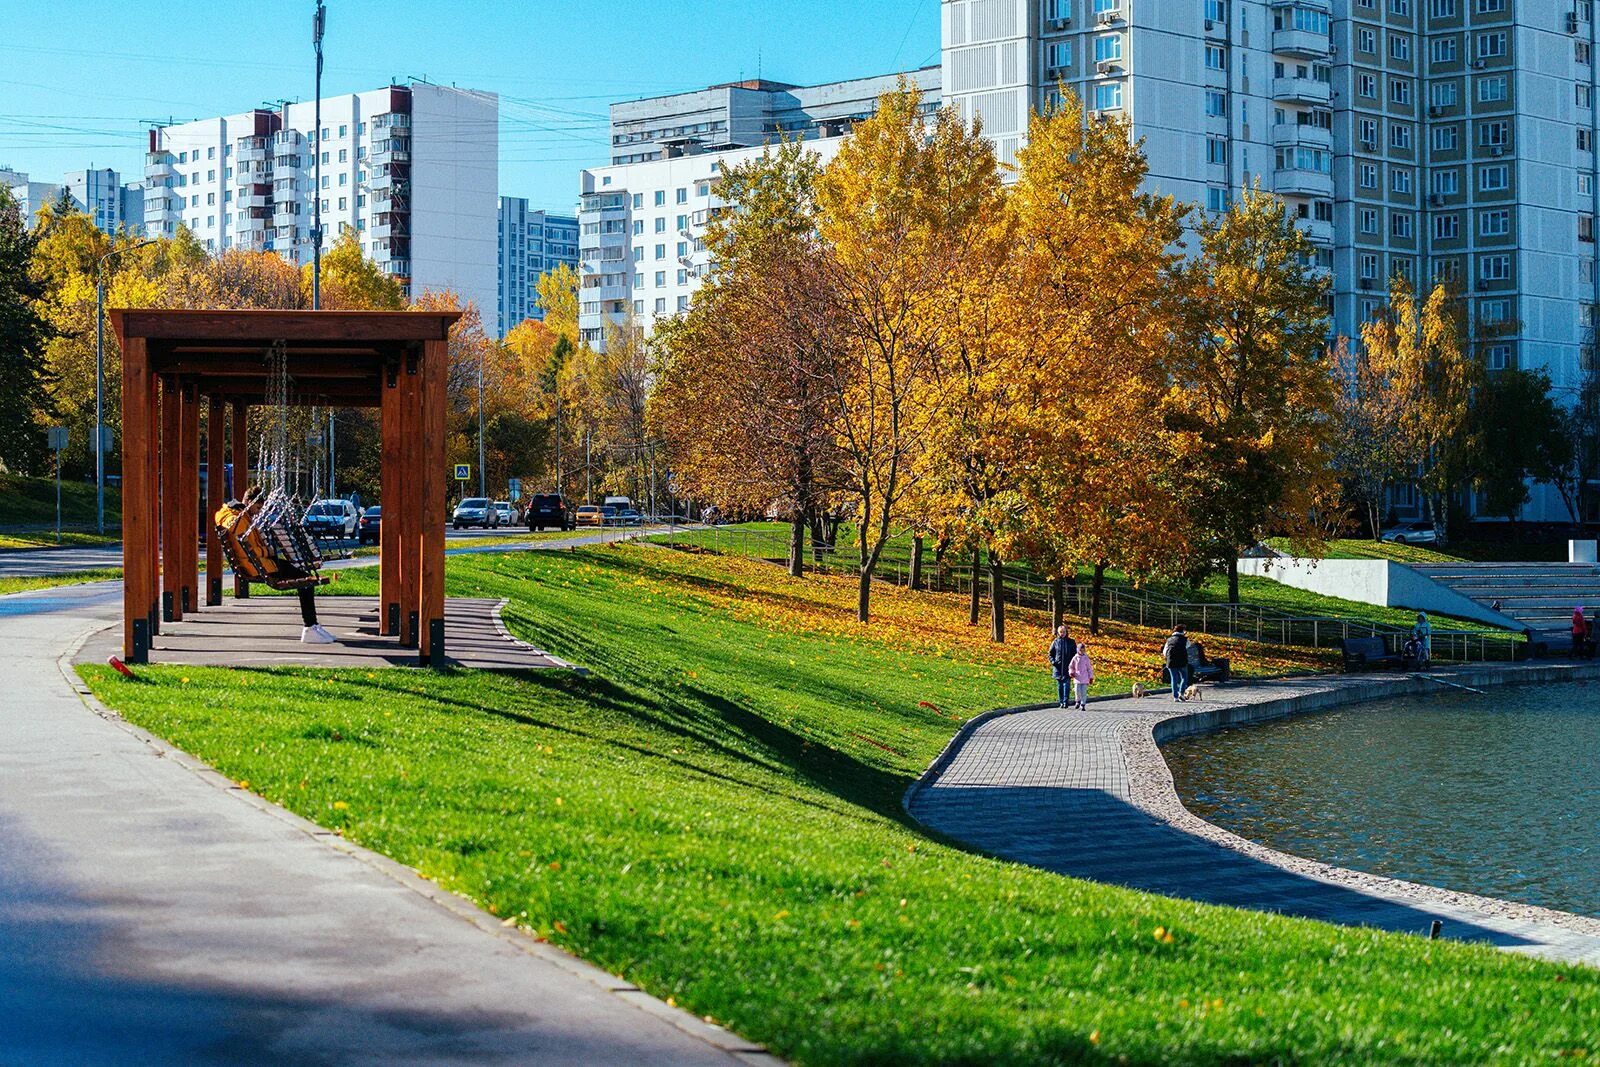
xmin=1237 ymin=557 xmax=1520 ymax=629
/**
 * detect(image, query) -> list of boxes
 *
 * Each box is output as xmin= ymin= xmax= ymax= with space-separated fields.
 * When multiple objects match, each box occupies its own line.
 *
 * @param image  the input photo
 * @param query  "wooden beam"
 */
xmin=231 ymin=403 xmax=250 ymax=599
xmin=160 ymin=377 xmax=183 ymax=623
xmin=113 ymin=308 xmax=460 ymax=344
xmin=397 ymin=354 xmax=422 ymax=648
xmin=121 ymin=338 xmax=153 ymax=662
xmin=206 ymin=396 xmax=225 ymax=606
xmin=153 ymin=360 xmax=385 ymax=378
xmin=379 ymin=361 xmax=403 ymax=637
xmin=419 ymin=337 xmax=448 ymax=666
xmin=181 ymin=382 xmax=200 ymax=614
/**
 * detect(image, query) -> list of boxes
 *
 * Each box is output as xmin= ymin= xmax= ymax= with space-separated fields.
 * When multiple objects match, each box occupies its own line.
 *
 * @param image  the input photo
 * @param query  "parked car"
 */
xmin=526 ymin=493 xmax=574 ymax=531
xmin=301 ymin=498 xmax=359 ymax=539
xmin=575 ymin=504 xmax=605 ymax=527
xmin=357 ymin=505 xmax=382 ymax=545
xmin=452 ymin=497 xmax=496 ymax=529
xmin=1380 ymin=520 xmax=1440 ymax=546
xmin=617 ymin=507 xmax=643 ymax=526
xmin=492 ymin=501 xmax=515 ymax=527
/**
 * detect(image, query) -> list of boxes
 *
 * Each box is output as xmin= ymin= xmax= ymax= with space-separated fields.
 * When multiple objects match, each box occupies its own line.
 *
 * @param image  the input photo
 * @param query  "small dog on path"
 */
xmin=1184 ymin=684 xmax=1204 ymax=701
xmin=1131 ymin=682 xmax=1147 ymax=699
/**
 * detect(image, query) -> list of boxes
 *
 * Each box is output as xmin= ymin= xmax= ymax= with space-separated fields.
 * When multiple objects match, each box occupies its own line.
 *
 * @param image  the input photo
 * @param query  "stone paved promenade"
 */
xmin=908 ymin=666 xmax=1600 ymax=966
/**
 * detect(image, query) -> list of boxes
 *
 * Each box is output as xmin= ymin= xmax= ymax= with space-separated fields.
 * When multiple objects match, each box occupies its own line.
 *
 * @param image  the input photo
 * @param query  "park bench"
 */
xmin=1340 ymin=636 xmax=1406 ymax=672
xmin=1187 ymin=642 xmax=1231 ymax=683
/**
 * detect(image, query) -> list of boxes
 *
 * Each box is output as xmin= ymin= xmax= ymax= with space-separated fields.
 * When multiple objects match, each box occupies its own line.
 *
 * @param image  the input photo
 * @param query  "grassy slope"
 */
xmin=672 ymin=524 xmax=1506 ymax=635
xmin=0 ymin=569 xmax=124 ymax=596
xmin=80 ymin=545 xmax=1599 ymax=1064
xmin=0 ymin=473 xmax=120 ymax=530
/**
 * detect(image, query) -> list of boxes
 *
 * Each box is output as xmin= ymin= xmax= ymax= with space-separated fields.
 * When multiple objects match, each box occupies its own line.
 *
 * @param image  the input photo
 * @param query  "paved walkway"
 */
xmin=0 ymin=539 xmax=770 ymax=1064
xmin=908 ymin=667 xmax=1600 ymax=966
xmin=0 ymin=543 xmax=122 ymax=578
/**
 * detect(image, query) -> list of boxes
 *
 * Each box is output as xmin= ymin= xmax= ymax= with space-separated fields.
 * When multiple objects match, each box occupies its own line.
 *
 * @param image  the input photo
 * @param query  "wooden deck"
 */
xmin=93 ymin=596 xmax=570 ymax=671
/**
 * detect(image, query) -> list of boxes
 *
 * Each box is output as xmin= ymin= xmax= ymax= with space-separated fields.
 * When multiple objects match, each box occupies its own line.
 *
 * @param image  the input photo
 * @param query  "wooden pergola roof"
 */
xmin=112 ymin=308 xmax=461 ymax=667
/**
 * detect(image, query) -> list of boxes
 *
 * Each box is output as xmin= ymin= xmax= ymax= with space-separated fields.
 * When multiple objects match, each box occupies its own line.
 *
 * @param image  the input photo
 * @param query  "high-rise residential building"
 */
xmin=2 ymin=165 xmax=143 ymax=233
xmin=143 ymin=82 xmax=498 ymax=311
xmin=942 ymin=0 xmax=1598 ymax=521
xmin=496 ymin=198 xmax=580 ymax=335
xmin=577 ymin=67 xmax=942 ymax=348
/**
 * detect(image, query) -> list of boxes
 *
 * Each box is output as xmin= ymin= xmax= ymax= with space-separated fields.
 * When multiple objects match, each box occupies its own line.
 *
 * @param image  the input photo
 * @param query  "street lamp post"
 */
xmin=311 ymin=0 xmax=326 ymax=310
xmin=477 ymin=349 xmax=486 ymax=498
xmin=95 ymin=238 xmax=156 ymax=534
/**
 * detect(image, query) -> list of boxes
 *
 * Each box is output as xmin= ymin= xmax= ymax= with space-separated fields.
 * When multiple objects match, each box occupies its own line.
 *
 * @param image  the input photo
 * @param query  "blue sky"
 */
xmin=0 ymin=0 xmax=940 ymax=212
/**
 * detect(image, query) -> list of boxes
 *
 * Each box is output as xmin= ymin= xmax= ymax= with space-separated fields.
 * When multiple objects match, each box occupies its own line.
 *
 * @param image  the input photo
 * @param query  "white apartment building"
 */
xmin=3 ymin=165 xmax=143 ymax=233
xmin=942 ymin=0 xmax=1600 ymax=521
xmin=143 ymin=82 xmax=498 ymax=312
xmin=496 ymin=198 xmax=579 ymax=335
xmin=577 ymin=69 xmax=941 ymax=348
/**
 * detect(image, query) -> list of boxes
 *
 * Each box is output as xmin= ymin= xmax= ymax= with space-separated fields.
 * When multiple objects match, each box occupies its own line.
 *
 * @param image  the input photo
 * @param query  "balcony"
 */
xmin=1272 ymin=28 xmax=1332 ymax=59
xmin=1272 ymin=76 xmax=1331 ymax=105
xmin=1271 ymin=122 xmax=1333 ymax=151
xmin=1273 ymin=167 xmax=1334 ymax=198
xmin=145 ymin=152 xmax=175 ymax=179
xmin=235 ymin=136 xmax=271 ymax=164
xmin=234 ymin=161 xmax=272 ymax=185
xmin=371 ymin=112 xmax=411 ymax=132
xmin=239 ymin=183 xmax=273 ymax=209
xmin=144 ymin=193 xmax=179 ymax=217
xmin=365 ymin=164 xmax=409 ymax=192
xmin=1296 ymin=216 xmax=1334 ymax=245
xmin=369 ymin=138 xmax=411 ymax=165
xmin=368 ymin=212 xmax=409 ymax=241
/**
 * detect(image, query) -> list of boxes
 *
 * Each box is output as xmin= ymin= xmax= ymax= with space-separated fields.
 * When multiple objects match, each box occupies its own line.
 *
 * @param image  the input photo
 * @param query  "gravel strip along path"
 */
xmin=906 ymin=665 xmax=1600 ymax=966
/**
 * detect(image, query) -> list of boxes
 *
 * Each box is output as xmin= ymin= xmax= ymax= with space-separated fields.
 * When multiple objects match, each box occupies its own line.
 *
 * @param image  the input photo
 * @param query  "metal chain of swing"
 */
xmin=253 ymin=339 xmax=323 ymax=570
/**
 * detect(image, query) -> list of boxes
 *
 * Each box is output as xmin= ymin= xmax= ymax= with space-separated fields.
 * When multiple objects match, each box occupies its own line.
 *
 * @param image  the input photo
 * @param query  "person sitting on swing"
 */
xmin=215 ymin=486 xmax=337 ymax=645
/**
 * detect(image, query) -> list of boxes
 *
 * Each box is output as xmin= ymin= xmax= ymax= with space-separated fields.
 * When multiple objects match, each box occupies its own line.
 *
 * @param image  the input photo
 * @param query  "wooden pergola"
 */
xmin=111 ymin=309 xmax=460 ymax=667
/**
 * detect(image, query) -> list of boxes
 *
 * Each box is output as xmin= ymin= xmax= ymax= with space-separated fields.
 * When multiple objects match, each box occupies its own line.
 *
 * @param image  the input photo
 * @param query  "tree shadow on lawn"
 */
xmin=342 ymin=669 xmax=915 ymax=825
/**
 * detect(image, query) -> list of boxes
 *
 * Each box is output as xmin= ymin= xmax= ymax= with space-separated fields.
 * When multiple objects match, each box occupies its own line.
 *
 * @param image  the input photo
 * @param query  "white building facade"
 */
xmin=496 ymin=198 xmax=579 ymax=335
xmin=143 ymin=82 xmax=498 ymax=313
xmin=941 ymin=0 xmax=1600 ymax=521
xmin=577 ymin=69 xmax=941 ymax=348
xmin=3 ymin=165 xmax=143 ymax=233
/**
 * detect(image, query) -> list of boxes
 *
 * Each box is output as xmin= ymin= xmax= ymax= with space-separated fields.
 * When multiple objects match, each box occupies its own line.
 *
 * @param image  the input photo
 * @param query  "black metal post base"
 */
xmin=162 ymin=591 xmax=174 ymax=622
xmin=131 ymin=618 xmax=149 ymax=664
xmin=209 ymin=578 xmax=222 ymax=606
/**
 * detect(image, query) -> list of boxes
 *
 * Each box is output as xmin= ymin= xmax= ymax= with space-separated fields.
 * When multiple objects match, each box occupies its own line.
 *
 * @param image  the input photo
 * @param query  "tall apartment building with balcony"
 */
xmin=577 ymin=68 xmax=942 ymax=348
xmin=143 ymin=82 xmax=498 ymax=313
xmin=3 ymin=165 xmax=143 ymax=233
xmin=496 ymin=198 xmax=580 ymax=335
xmin=942 ymin=0 xmax=1600 ymax=520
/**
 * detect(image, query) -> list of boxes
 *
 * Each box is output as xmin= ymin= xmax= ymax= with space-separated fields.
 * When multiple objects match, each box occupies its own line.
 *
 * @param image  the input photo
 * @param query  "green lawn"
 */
xmin=0 ymin=569 xmax=124 ymax=596
xmin=1267 ymin=537 xmax=1464 ymax=564
xmin=0 ymin=473 xmax=120 ymax=531
xmin=81 ymin=546 xmax=1600 ymax=1064
xmin=0 ymin=530 xmax=121 ymax=550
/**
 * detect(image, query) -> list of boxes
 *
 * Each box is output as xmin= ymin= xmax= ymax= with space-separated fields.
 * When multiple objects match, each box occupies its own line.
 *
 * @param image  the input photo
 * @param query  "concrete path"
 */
xmin=0 ymin=548 xmax=769 ymax=1064
xmin=908 ymin=667 xmax=1600 ymax=966
xmin=0 ymin=543 xmax=122 ymax=578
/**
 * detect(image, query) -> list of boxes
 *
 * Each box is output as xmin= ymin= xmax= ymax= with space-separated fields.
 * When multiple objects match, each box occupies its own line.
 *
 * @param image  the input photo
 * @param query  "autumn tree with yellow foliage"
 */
xmin=1170 ymin=184 xmax=1338 ymax=602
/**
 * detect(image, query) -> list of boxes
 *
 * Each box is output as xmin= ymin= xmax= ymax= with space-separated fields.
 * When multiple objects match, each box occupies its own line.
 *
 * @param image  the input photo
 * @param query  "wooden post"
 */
xmin=397 ymin=350 xmax=422 ymax=647
xmin=121 ymin=338 xmax=153 ymax=662
xmin=146 ymin=360 xmax=161 ymax=637
xmin=378 ymin=358 xmax=403 ymax=636
xmin=231 ymin=402 xmax=249 ymax=598
xmin=419 ymin=337 xmax=447 ymax=666
xmin=205 ymin=396 xmax=225 ymax=605
xmin=181 ymin=381 xmax=200 ymax=614
xmin=160 ymin=376 xmax=183 ymax=623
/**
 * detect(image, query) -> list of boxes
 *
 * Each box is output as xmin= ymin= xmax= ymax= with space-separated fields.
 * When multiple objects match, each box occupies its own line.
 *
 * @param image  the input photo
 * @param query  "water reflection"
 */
xmin=1165 ymin=681 xmax=1600 ymax=918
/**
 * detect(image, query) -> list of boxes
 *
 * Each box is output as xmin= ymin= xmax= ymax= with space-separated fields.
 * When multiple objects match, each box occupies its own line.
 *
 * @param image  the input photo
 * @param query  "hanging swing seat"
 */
xmin=217 ymin=500 xmax=330 ymax=592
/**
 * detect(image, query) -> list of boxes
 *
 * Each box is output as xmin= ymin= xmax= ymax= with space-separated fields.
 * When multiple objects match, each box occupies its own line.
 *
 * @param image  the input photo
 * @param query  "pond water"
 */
xmin=1164 ymin=681 xmax=1600 ymax=918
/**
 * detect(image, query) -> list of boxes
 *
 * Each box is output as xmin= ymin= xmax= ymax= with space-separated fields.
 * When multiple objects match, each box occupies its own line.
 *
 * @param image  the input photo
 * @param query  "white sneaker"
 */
xmin=301 ymin=624 xmax=338 ymax=645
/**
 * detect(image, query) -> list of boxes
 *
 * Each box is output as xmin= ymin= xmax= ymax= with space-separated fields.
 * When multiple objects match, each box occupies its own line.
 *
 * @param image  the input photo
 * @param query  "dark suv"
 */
xmin=525 ymin=493 xmax=574 ymax=531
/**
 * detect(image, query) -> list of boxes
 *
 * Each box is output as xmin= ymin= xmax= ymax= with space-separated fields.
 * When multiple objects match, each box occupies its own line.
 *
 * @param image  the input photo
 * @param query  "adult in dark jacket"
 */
xmin=1162 ymin=626 xmax=1190 ymax=702
xmin=1048 ymin=625 xmax=1078 ymax=709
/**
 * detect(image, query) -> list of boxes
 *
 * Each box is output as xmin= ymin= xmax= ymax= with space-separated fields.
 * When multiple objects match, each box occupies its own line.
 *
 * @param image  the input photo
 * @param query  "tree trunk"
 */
xmin=989 ymin=553 xmax=1006 ymax=643
xmin=909 ymin=535 xmax=924 ymax=590
xmin=1089 ymin=560 xmax=1107 ymax=636
xmin=788 ymin=509 xmax=806 ymax=578
xmin=857 ymin=568 xmax=871 ymax=624
xmin=1227 ymin=554 xmax=1240 ymax=605
xmin=1050 ymin=576 xmax=1066 ymax=631
xmin=968 ymin=547 xmax=982 ymax=626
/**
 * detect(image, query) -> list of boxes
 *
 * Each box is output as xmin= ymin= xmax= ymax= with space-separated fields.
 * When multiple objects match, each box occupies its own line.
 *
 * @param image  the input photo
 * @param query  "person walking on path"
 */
xmin=1067 ymin=643 xmax=1094 ymax=712
xmin=1162 ymin=625 xmax=1190 ymax=702
xmin=1413 ymin=611 xmax=1432 ymax=668
xmin=1574 ymin=607 xmax=1591 ymax=658
xmin=1048 ymin=625 xmax=1078 ymax=709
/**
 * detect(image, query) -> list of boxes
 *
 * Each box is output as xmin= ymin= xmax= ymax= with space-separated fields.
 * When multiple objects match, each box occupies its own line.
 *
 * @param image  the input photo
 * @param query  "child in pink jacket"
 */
xmin=1067 ymin=644 xmax=1093 ymax=711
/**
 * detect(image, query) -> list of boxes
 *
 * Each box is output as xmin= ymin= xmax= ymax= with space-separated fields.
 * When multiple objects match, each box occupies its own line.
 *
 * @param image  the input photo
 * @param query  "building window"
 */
xmin=1359 ymin=73 xmax=1378 ymax=97
xmin=1479 ymin=209 xmax=1510 ymax=236
xmin=1431 ymin=81 xmax=1458 ymax=108
xmin=1580 ymin=84 xmax=1593 ymax=109
xmin=1205 ymin=90 xmax=1227 ymax=117
xmin=1390 ymin=78 xmax=1413 ymax=105
xmin=1430 ymin=0 xmax=1456 ymax=15
xmin=1206 ymin=137 xmax=1228 ymax=164
xmin=1095 ymin=34 xmax=1123 ymax=63
xmin=1359 ymin=162 xmax=1379 ymax=189
xmin=1581 ymin=128 xmax=1594 ymax=153
xmin=1360 ymin=118 xmax=1379 ymax=146
xmin=1390 ymin=123 xmax=1413 ymax=149
xmin=1206 ymin=187 xmax=1229 ymax=212
xmin=1478 ymin=75 xmax=1508 ymax=102
xmin=1392 ymin=169 xmax=1413 ymax=193
xmin=1390 ymin=35 xmax=1411 ymax=61
xmin=1478 ymin=120 xmax=1508 ymax=147
xmin=1391 ymin=0 xmax=1410 ymax=12
xmin=1478 ymin=164 xmax=1508 ymax=191
xmin=1046 ymin=40 xmax=1072 ymax=70
xmin=1205 ymin=45 xmax=1225 ymax=70
xmin=1431 ymin=169 xmax=1460 ymax=195
xmin=1361 ymin=253 xmax=1379 ymax=279
xmin=654 ymin=190 xmax=666 ymax=206
xmin=1391 ymin=213 xmax=1415 ymax=238
xmin=1486 ymin=344 xmax=1509 ymax=371
xmin=1477 ymin=31 xmax=1506 ymax=58
xmin=1434 ymin=214 xmax=1459 ymax=239
xmin=1431 ymin=37 xmax=1458 ymax=63
xmin=1480 ymin=254 xmax=1511 ymax=281
xmin=1361 ymin=207 xmax=1379 ymax=234
xmin=1358 ymin=27 xmax=1377 ymax=53
xmin=1093 ymin=82 xmax=1123 ymax=110
xmin=1432 ymin=124 xmax=1459 ymax=151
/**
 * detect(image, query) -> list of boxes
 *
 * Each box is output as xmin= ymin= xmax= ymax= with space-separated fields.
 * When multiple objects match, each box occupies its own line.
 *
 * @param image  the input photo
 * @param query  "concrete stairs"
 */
xmin=1412 ymin=563 xmax=1600 ymax=641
